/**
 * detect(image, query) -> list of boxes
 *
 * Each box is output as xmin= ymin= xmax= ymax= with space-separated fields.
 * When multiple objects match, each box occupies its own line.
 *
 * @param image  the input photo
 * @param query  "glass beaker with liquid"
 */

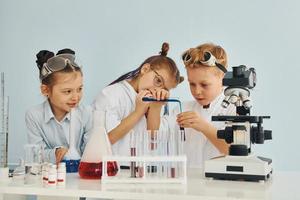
xmin=78 ymin=110 xmax=118 ymax=179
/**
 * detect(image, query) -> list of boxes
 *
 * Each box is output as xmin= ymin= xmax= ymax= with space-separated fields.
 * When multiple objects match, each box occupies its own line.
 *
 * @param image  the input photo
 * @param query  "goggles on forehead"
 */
xmin=182 ymin=50 xmax=227 ymax=73
xmin=40 ymin=53 xmax=80 ymax=81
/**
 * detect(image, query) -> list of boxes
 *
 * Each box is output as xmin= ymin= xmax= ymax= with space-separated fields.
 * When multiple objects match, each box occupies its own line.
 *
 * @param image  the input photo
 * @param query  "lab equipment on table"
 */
xmin=204 ymin=65 xmax=272 ymax=182
xmin=63 ymin=109 xmax=81 ymax=173
xmin=47 ymin=164 xmax=57 ymax=186
xmin=12 ymin=159 xmax=25 ymax=182
xmin=142 ymin=97 xmax=186 ymax=141
xmin=102 ymin=130 xmax=186 ymax=184
xmin=24 ymin=144 xmax=43 ymax=184
xmin=0 ymin=72 xmax=9 ymax=182
xmin=78 ymin=110 xmax=118 ymax=179
xmin=57 ymin=162 xmax=66 ymax=186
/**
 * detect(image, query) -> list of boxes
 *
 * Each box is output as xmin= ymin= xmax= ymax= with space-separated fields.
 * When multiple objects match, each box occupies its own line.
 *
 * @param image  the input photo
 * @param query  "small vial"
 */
xmin=41 ymin=162 xmax=49 ymax=185
xmin=48 ymin=164 xmax=57 ymax=186
xmin=57 ymin=162 xmax=66 ymax=186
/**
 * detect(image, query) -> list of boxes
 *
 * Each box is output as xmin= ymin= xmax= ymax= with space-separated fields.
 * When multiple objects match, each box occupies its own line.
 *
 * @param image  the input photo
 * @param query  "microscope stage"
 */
xmin=204 ymin=154 xmax=272 ymax=181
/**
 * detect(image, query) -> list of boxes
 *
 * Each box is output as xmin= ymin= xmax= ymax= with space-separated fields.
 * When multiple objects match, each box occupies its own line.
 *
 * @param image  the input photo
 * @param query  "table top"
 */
xmin=1 ymin=168 xmax=299 ymax=200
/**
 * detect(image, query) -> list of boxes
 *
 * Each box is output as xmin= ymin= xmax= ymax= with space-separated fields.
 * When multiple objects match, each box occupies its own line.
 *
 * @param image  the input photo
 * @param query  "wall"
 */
xmin=0 ymin=0 xmax=299 ymax=170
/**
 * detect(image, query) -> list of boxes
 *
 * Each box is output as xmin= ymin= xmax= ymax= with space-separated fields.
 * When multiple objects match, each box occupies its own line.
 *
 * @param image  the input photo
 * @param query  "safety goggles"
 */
xmin=182 ymin=49 xmax=227 ymax=73
xmin=40 ymin=54 xmax=80 ymax=81
xmin=151 ymin=68 xmax=166 ymax=88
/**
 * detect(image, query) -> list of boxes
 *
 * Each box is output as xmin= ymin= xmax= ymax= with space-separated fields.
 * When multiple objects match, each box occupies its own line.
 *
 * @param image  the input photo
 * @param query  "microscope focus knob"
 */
xmin=264 ymin=130 xmax=272 ymax=140
xmin=217 ymin=127 xmax=233 ymax=144
xmin=229 ymin=145 xmax=249 ymax=156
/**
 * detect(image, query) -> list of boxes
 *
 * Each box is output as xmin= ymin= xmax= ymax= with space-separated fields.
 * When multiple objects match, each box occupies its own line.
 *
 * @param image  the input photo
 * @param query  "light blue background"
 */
xmin=0 ymin=0 xmax=298 ymax=170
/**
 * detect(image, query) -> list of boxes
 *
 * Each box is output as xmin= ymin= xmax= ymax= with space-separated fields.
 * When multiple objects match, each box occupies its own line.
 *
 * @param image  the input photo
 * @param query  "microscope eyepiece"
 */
xmin=233 ymin=65 xmax=246 ymax=77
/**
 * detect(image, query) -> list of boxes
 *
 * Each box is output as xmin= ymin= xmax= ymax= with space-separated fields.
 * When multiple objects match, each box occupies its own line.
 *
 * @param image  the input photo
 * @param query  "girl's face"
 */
xmin=187 ymin=67 xmax=223 ymax=106
xmin=138 ymin=64 xmax=177 ymax=92
xmin=42 ymin=71 xmax=83 ymax=117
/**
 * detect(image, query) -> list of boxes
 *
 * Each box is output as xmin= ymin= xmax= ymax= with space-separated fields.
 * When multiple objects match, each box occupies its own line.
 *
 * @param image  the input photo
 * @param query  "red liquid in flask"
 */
xmin=78 ymin=161 xmax=118 ymax=179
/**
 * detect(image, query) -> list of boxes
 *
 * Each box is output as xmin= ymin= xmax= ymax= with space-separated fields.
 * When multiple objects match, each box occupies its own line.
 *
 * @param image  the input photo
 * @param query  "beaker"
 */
xmin=78 ymin=110 xmax=118 ymax=179
xmin=23 ymin=144 xmax=42 ymax=185
xmin=24 ymin=144 xmax=42 ymax=166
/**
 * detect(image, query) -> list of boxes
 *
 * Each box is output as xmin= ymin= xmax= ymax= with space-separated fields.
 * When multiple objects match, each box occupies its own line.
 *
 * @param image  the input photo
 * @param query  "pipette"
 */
xmin=142 ymin=97 xmax=186 ymax=141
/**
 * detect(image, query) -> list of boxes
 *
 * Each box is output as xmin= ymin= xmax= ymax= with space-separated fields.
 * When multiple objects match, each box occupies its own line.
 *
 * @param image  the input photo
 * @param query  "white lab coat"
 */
xmin=163 ymin=92 xmax=236 ymax=168
xmin=92 ymin=80 xmax=147 ymax=156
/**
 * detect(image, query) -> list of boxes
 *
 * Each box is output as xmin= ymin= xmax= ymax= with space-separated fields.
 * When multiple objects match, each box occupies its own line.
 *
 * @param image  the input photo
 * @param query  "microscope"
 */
xmin=204 ymin=65 xmax=273 ymax=181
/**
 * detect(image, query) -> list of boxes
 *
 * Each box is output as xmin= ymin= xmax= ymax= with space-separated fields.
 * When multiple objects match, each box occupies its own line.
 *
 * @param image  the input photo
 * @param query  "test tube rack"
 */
xmin=102 ymin=155 xmax=187 ymax=184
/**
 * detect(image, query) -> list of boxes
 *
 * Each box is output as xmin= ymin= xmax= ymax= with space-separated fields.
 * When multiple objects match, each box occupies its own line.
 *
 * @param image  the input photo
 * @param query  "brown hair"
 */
xmin=182 ymin=43 xmax=228 ymax=74
xmin=109 ymin=42 xmax=184 ymax=85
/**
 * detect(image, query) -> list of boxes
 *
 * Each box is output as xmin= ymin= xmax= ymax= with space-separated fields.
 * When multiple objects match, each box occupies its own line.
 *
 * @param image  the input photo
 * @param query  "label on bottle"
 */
xmin=57 ymin=172 xmax=65 ymax=184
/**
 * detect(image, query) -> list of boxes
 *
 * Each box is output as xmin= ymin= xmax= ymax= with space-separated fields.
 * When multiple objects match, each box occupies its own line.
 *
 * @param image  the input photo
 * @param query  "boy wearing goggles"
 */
xmin=168 ymin=43 xmax=235 ymax=168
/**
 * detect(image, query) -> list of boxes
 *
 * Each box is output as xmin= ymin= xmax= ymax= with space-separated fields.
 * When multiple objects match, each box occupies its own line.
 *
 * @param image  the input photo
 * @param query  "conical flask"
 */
xmin=78 ymin=110 xmax=118 ymax=179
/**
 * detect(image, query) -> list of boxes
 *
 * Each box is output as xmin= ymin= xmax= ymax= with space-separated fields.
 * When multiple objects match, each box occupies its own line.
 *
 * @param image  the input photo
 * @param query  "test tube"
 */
xmin=159 ymin=130 xmax=168 ymax=178
xmin=130 ymin=131 xmax=136 ymax=178
xmin=143 ymin=130 xmax=149 ymax=177
xmin=147 ymin=130 xmax=158 ymax=177
xmin=168 ymin=131 xmax=177 ymax=178
xmin=177 ymin=130 xmax=184 ymax=155
xmin=136 ymin=131 xmax=144 ymax=178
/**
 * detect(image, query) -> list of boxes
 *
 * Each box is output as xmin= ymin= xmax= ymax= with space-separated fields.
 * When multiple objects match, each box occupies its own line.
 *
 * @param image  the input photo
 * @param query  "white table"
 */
xmin=0 ymin=169 xmax=299 ymax=200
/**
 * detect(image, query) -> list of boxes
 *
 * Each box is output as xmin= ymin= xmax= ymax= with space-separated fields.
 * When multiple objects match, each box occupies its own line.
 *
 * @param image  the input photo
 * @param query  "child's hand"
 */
xmin=148 ymin=88 xmax=169 ymax=101
xmin=55 ymin=147 xmax=68 ymax=165
xmin=135 ymin=90 xmax=152 ymax=115
xmin=176 ymin=111 xmax=206 ymax=132
xmin=148 ymin=88 xmax=170 ymax=109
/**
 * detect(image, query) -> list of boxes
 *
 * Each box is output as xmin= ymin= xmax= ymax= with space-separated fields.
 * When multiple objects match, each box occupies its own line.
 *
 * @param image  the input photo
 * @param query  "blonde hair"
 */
xmin=182 ymin=43 xmax=228 ymax=75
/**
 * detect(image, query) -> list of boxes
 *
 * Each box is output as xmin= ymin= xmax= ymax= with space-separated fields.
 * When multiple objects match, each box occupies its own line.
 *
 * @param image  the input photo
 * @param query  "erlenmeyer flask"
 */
xmin=78 ymin=110 xmax=118 ymax=179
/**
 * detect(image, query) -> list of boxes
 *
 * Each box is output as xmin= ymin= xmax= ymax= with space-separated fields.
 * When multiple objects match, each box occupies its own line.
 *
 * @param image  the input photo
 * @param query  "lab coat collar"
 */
xmin=43 ymin=100 xmax=71 ymax=123
xmin=196 ymin=90 xmax=225 ymax=112
xmin=120 ymin=80 xmax=137 ymax=104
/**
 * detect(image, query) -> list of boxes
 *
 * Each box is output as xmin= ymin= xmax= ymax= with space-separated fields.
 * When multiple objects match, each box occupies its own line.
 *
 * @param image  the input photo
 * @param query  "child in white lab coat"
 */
xmin=25 ymin=49 xmax=93 ymax=169
xmin=173 ymin=43 xmax=235 ymax=168
xmin=93 ymin=42 xmax=184 ymax=157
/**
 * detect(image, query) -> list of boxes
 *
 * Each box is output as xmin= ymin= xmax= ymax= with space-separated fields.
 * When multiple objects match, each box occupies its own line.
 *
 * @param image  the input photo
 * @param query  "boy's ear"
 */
xmin=140 ymin=63 xmax=151 ymax=75
xmin=40 ymin=84 xmax=50 ymax=97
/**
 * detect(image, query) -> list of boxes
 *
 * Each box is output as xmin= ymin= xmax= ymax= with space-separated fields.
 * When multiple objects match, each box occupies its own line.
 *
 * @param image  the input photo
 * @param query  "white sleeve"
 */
xmin=203 ymin=140 xmax=222 ymax=161
xmin=93 ymin=91 xmax=121 ymax=133
xmin=159 ymin=104 xmax=181 ymax=134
